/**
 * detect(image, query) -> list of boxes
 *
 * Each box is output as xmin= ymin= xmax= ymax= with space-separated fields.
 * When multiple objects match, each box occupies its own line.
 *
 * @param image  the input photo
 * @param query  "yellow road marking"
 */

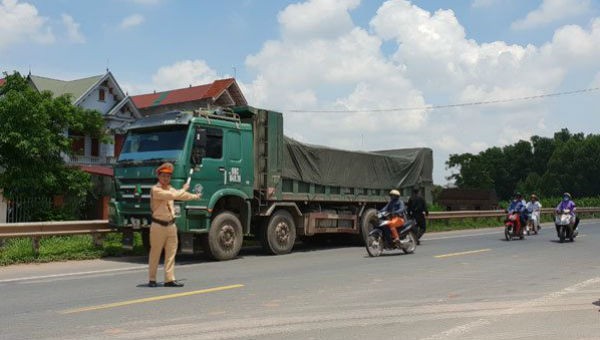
xmin=434 ymin=248 xmax=491 ymax=258
xmin=60 ymin=284 xmax=244 ymax=314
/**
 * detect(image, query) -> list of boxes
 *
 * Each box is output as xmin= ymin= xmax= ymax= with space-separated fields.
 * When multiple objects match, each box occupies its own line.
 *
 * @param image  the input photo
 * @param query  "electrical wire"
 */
xmin=285 ymin=86 xmax=600 ymax=113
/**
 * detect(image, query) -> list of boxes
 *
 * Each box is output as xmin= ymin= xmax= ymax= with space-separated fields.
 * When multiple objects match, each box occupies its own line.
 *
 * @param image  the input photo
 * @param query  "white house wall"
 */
xmin=78 ymin=87 xmax=118 ymax=113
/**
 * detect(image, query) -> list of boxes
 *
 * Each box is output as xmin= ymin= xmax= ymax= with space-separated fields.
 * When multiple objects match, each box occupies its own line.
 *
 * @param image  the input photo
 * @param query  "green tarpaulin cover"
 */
xmin=283 ymin=137 xmax=433 ymax=189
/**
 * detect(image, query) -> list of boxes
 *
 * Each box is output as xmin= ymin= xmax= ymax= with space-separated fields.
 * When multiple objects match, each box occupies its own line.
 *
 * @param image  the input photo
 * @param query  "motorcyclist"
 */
xmin=526 ymin=194 xmax=542 ymax=230
xmin=555 ymin=192 xmax=580 ymax=233
xmin=407 ymin=188 xmax=428 ymax=245
xmin=507 ymin=192 xmax=527 ymax=235
xmin=380 ymin=189 xmax=406 ymax=246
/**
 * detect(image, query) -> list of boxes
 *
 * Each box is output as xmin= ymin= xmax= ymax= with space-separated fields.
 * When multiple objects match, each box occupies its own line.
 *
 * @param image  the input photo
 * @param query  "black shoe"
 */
xmin=164 ymin=280 xmax=184 ymax=287
xmin=417 ymin=240 xmax=421 ymax=245
xmin=148 ymin=281 xmax=157 ymax=287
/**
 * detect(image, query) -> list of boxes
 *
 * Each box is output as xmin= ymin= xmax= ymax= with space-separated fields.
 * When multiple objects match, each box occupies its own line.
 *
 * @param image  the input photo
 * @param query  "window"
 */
xmin=205 ymin=128 xmax=223 ymax=159
xmin=98 ymin=88 xmax=105 ymax=101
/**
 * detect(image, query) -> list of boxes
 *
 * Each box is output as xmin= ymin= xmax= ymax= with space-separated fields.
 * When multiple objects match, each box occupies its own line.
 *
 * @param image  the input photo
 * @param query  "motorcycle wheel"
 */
xmin=526 ymin=222 xmax=531 ymax=236
xmin=559 ymin=227 xmax=565 ymax=243
xmin=365 ymin=234 xmax=384 ymax=257
xmin=402 ymin=231 xmax=417 ymax=254
xmin=569 ymin=226 xmax=574 ymax=242
xmin=505 ymin=227 xmax=511 ymax=241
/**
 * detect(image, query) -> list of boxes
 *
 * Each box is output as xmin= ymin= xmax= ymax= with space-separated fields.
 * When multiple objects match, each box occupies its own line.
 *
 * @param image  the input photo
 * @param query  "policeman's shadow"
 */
xmin=136 ymin=279 xmax=187 ymax=288
xmin=593 ymin=299 xmax=600 ymax=312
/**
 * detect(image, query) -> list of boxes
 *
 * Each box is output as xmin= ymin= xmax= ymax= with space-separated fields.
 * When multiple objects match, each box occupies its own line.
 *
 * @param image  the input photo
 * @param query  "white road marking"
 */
xmin=0 ymin=265 xmax=148 ymax=284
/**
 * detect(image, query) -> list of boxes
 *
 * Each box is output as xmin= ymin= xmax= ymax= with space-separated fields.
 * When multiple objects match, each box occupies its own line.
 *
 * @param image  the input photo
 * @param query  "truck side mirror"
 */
xmin=191 ymin=128 xmax=207 ymax=166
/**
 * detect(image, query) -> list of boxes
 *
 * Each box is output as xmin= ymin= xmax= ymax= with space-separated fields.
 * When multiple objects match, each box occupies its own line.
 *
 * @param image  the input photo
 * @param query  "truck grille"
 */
xmin=117 ymin=178 xmax=156 ymax=204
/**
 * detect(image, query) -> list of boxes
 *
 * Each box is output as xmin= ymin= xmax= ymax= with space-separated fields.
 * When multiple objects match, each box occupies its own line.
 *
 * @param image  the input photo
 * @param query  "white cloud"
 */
xmin=120 ymin=14 xmax=145 ymax=29
xmin=125 ymin=0 xmax=599 ymax=184
xmin=0 ymin=0 xmax=54 ymax=50
xmin=241 ymin=0 xmax=600 ymax=184
xmin=62 ymin=14 xmax=85 ymax=43
xmin=278 ymin=0 xmax=360 ymax=40
xmin=151 ymin=59 xmax=220 ymax=92
xmin=512 ymin=0 xmax=592 ymax=30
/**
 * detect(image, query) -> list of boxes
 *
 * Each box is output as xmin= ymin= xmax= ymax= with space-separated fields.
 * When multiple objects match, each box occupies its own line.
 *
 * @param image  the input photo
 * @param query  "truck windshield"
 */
xmin=118 ymin=126 xmax=188 ymax=163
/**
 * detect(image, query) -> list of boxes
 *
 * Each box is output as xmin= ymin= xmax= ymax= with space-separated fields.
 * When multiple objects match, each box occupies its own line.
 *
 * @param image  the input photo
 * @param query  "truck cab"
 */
xmin=109 ymin=109 xmax=254 ymax=260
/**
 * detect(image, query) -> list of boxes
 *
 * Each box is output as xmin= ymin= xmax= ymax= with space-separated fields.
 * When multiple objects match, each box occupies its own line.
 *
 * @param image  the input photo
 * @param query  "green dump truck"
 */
xmin=109 ymin=106 xmax=433 ymax=260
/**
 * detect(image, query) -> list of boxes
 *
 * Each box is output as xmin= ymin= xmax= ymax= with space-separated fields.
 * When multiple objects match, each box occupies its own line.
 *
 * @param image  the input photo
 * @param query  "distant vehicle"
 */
xmin=555 ymin=209 xmax=577 ymax=243
xmin=526 ymin=211 xmax=540 ymax=235
xmin=109 ymin=106 xmax=432 ymax=260
xmin=364 ymin=210 xmax=417 ymax=257
xmin=504 ymin=211 xmax=525 ymax=241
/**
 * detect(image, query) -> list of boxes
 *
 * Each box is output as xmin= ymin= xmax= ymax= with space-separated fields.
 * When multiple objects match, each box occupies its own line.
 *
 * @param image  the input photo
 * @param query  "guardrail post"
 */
xmin=32 ymin=236 xmax=40 ymax=256
xmin=92 ymin=233 xmax=104 ymax=247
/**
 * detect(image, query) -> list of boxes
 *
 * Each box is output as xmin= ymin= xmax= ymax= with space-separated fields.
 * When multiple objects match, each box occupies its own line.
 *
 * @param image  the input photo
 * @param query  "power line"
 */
xmin=285 ymin=86 xmax=600 ymax=113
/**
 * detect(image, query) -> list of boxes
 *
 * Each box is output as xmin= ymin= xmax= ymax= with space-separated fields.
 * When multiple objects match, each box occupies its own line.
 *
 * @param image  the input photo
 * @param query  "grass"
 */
xmin=0 ymin=233 xmax=146 ymax=266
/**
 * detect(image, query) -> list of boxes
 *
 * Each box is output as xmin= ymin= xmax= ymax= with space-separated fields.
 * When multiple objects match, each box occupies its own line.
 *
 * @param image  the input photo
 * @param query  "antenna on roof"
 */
xmin=232 ymin=66 xmax=237 ymax=79
xmin=28 ymin=65 xmax=31 ymax=76
xmin=106 ymin=58 xmax=110 ymax=72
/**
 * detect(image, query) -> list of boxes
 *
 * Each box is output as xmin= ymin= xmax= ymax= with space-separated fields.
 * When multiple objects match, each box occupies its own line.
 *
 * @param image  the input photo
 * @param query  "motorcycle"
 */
xmin=365 ymin=211 xmax=417 ymax=257
xmin=504 ymin=211 xmax=525 ymax=241
xmin=555 ymin=209 xmax=577 ymax=243
xmin=526 ymin=210 xmax=540 ymax=235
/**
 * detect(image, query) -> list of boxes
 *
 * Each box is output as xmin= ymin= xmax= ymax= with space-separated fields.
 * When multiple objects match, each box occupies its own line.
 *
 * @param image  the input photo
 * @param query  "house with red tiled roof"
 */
xmin=0 ymin=78 xmax=5 ymax=87
xmin=131 ymin=78 xmax=247 ymax=116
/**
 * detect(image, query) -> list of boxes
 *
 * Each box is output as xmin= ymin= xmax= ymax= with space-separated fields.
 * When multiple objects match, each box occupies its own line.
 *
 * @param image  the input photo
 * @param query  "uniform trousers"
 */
xmin=148 ymin=223 xmax=178 ymax=282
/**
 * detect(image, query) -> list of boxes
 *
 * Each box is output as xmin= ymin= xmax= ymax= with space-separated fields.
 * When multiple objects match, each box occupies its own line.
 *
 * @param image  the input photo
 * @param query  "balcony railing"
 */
xmin=63 ymin=154 xmax=117 ymax=165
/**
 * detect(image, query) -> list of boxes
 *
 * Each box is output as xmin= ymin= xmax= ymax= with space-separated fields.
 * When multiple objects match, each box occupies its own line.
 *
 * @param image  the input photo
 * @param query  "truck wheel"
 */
xmin=260 ymin=210 xmax=296 ymax=255
xmin=203 ymin=211 xmax=243 ymax=261
xmin=360 ymin=209 xmax=378 ymax=245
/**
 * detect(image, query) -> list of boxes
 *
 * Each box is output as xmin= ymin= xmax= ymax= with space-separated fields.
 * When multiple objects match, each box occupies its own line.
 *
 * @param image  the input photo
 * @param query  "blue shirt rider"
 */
xmin=508 ymin=192 xmax=527 ymax=233
xmin=380 ymin=189 xmax=405 ymax=216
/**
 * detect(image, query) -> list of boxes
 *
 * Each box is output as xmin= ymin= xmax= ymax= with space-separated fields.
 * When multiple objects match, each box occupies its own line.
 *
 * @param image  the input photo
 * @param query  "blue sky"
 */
xmin=2 ymin=0 xmax=600 ymax=185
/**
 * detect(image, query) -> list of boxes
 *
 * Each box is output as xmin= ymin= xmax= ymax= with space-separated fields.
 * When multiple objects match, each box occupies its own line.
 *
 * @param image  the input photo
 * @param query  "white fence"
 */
xmin=3 ymin=196 xmax=53 ymax=224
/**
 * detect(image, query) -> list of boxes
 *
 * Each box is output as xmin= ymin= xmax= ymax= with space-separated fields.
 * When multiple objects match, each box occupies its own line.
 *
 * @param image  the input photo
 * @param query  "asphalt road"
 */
xmin=1 ymin=221 xmax=599 ymax=340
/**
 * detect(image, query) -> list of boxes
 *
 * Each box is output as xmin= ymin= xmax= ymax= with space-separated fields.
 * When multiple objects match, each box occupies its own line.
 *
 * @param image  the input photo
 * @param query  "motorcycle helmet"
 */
xmin=389 ymin=189 xmax=400 ymax=197
xmin=563 ymin=192 xmax=571 ymax=201
xmin=530 ymin=194 xmax=538 ymax=201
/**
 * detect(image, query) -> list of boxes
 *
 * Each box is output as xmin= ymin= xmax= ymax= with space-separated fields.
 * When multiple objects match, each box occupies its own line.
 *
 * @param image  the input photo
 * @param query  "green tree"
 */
xmin=446 ymin=128 xmax=600 ymax=200
xmin=0 ymin=72 xmax=105 ymax=218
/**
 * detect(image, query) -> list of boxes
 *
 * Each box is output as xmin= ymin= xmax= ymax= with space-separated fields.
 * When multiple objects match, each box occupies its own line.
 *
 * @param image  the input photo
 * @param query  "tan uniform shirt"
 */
xmin=151 ymin=184 xmax=198 ymax=222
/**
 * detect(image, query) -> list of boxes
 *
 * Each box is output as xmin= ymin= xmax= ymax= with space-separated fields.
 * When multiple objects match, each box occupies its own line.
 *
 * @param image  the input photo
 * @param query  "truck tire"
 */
xmin=260 ymin=210 xmax=296 ymax=255
xmin=203 ymin=211 xmax=243 ymax=261
xmin=360 ymin=208 xmax=378 ymax=245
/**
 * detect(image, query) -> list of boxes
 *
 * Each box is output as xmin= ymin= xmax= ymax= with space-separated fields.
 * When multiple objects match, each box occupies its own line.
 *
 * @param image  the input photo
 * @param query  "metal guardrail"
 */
xmin=0 ymin=220 xmax=112 ymax=255
xmin=427 ymin=207 xmax=600 ymax=220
